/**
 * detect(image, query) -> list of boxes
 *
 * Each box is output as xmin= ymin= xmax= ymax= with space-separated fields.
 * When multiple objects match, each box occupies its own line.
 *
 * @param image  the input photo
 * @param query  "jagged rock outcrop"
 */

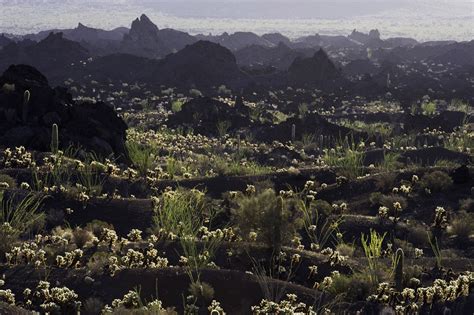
xmin=287 ymin=49 xmax=340 ymax=86
xmin=0 ymin=65 xmax=127 ymax=159
xmin=121 ymin=14 xmax=170 ymax=59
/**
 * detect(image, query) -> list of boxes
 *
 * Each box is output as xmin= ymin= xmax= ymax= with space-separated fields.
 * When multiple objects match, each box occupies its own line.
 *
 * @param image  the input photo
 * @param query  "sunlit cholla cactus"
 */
xmin=367 ymin=272 xmax=474 ymax=310
xmin=251 ymin=294 xmax=318 ymax=314
xmin=127 ymin=229 xmax=143 ymax=242
xmin=321 ymin=247 xmax=346 ymax=266
xmin=23 ymin=281 xmax=81 ymax=313
xmin=208 ymin=300 xmax=226 ymax=314
xmin=6 ymin=241 xmax=46 ymax=267
xmin=0 ymin=276 xmax=15 ymax=305
xmin=103 ymin=290 xmax=168 ymax=313
xmin=433 ymin=206 xmax=448 ymax=229
xmin=56 ymin=249 xmax=83 ymax=268
xmin=0 ymin=146 xmax=36 ymax=168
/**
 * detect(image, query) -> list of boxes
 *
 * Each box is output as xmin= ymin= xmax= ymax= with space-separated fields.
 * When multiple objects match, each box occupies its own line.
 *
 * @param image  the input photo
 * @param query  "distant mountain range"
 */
xmin=0 ymin=14 xmax=472 ymax=99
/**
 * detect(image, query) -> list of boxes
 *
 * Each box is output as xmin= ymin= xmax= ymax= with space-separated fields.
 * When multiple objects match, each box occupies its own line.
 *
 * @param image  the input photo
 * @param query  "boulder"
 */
xmin=0 ymin=64 xmax=127 ymax=159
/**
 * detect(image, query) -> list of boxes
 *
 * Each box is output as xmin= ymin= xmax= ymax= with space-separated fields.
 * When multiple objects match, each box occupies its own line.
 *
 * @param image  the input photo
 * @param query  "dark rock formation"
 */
xmin=155 ymin=40 xmax=249 ymax=89
xmin=121 ymin=14 xmax=170 ymax=59
xmin=166 ymin=97 xmax=251 ymax=136
xmin=236 ymin=42 xmax=314 ymax=70
xmin=0 ymin=65 xmax=127 ymax=159
xmin=196 ymin=31 xmax=273 ymax=51
xmin=0 ymin=32 xmax=90 ymax=82
xmin=254 ymin=112 xmax=365 ymax=143
xmin=0 ymin=34 xmax=13 ymax=48
xmin=400 ymin=147 xmax=471 ymax=166
xmin=287 ymin=49 xmax=340 ymax=87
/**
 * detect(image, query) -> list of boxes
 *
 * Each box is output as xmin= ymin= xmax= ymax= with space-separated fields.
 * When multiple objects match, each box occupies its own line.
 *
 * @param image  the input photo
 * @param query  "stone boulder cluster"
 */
xmin=0 ymin=64 xmax=127 ymax=159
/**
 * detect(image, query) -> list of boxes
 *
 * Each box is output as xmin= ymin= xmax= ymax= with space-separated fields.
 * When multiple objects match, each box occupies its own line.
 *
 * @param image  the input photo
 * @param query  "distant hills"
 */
xmin=0 ymin=14 xmax=472 ymax=99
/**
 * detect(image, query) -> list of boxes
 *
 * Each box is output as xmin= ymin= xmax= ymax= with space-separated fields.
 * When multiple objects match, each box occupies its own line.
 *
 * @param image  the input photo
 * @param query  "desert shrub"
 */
xmin=312 ymin=199 xmax=333 ymax=217
xmin=336 ymin=243 xmax=355 ymax=257
xmin=171 ymin=99 xmax=184 ymax=112
xmin=72 ymin=227 xmax=94 ymax=248
xmin=328 ymin=272 xmax=373 ymax=302
xmin=370 ymin=192 xmax=407 ymax=216
xmin=421 ymin=101 xmax=437 ymax=116
xmin=82 ymin=298 xmax=104 ymax=315
xmin=85 ymin=220 xmax=115 ymax=237
xmin=374 ymin=173 xmax=397 ymax=191
xmin=448 ymin=211 xmax=474 ymax=241
xmin=87 ymin=252 xmax=113 ymax=275
xmin=0 ymin=174 xmax=16 ymax=189
xmin=419 ymin=171 xmax=453 ymax=193
xmin=189 ymin=89 xmax=203 ymax=98
xmin=231 ymin=188 xmax=303 ymax=247
xmin=188 ymin=281 xmax=214 ymax=303
xmin=459 ymin=198 xmax=473 ymax=212
xmin=0 ymin=222 xmax=19 ymax=258
xmin=405 ymin=223 xmax=428 ymax=247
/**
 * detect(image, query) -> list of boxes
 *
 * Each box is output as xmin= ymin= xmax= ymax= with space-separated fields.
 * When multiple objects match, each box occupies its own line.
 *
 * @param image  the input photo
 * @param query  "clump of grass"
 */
xmin=0 ymin=193 xmax=45 ymax=235
xmin=126 ymin=141 xmax=156 ymax=177
xmin=323 ymin=138 xmax=364 ymax=179
xmin=361 ymin=229 xmax=386 ymax=285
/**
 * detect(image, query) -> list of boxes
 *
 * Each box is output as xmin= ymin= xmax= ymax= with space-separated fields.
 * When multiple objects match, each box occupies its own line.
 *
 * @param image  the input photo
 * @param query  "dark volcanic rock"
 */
xmin=287 ymin=49 xmax=341 ymax=87
xmin=255 ymin=112 xmax=365 ymax=143
xmin=166 ymin=97 xmax=251 ymax=136
xmin=0 ymin=65 xmax=127 ymax=159
xmin=0 ymin=32 xmax=90 ymax=82
xmin=155 ymin=40 xmax=249 ymax=89
xmin=400 ymin=147 xmax=471 ymax=166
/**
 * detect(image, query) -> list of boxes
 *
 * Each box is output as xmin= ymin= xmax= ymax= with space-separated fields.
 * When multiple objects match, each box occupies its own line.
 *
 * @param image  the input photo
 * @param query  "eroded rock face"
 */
xmin=0 ymin=64 xmax=127 ymax=159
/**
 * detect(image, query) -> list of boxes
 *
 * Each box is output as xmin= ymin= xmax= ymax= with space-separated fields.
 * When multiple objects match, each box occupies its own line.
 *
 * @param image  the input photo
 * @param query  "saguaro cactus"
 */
xmin=22 ymin=90 xmax=31 ymax=123
xmin=51 ymin=123 xmax=59 ymax=154
xmin=394 ymin=248 xmax=404 ymax=291
xmin=273 ymin=196 xmax=284 ymax=255
xmin=291 ymin=124 xmax=296 ymax=142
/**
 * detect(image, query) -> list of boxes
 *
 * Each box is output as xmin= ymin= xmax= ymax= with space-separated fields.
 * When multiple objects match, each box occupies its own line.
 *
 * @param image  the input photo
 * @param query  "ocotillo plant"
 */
xmin=394 ymin=248 xmax=404 ymax=291
xmin=51 ymin=123 xmax=59 ymax=154
xmin=22 ymin=90 xmax=31 ymax=123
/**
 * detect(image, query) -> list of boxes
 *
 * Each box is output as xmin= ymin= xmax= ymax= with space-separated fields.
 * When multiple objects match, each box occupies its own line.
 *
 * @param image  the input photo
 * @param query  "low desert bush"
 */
xmin=419 ymin=171 xmax=453 ymax=193
xmin=231 ymin=188 xmax=303 ymax=248
xmin=448 ymin=211 xmax=474 ymax=241
xmin=0 ymin=174 xmax=16 ymax=189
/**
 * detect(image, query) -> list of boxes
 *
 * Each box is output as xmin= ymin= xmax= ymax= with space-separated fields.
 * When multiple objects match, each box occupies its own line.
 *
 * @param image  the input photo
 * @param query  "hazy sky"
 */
xmin=1 ymin=0 xmax=473 ymax=40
